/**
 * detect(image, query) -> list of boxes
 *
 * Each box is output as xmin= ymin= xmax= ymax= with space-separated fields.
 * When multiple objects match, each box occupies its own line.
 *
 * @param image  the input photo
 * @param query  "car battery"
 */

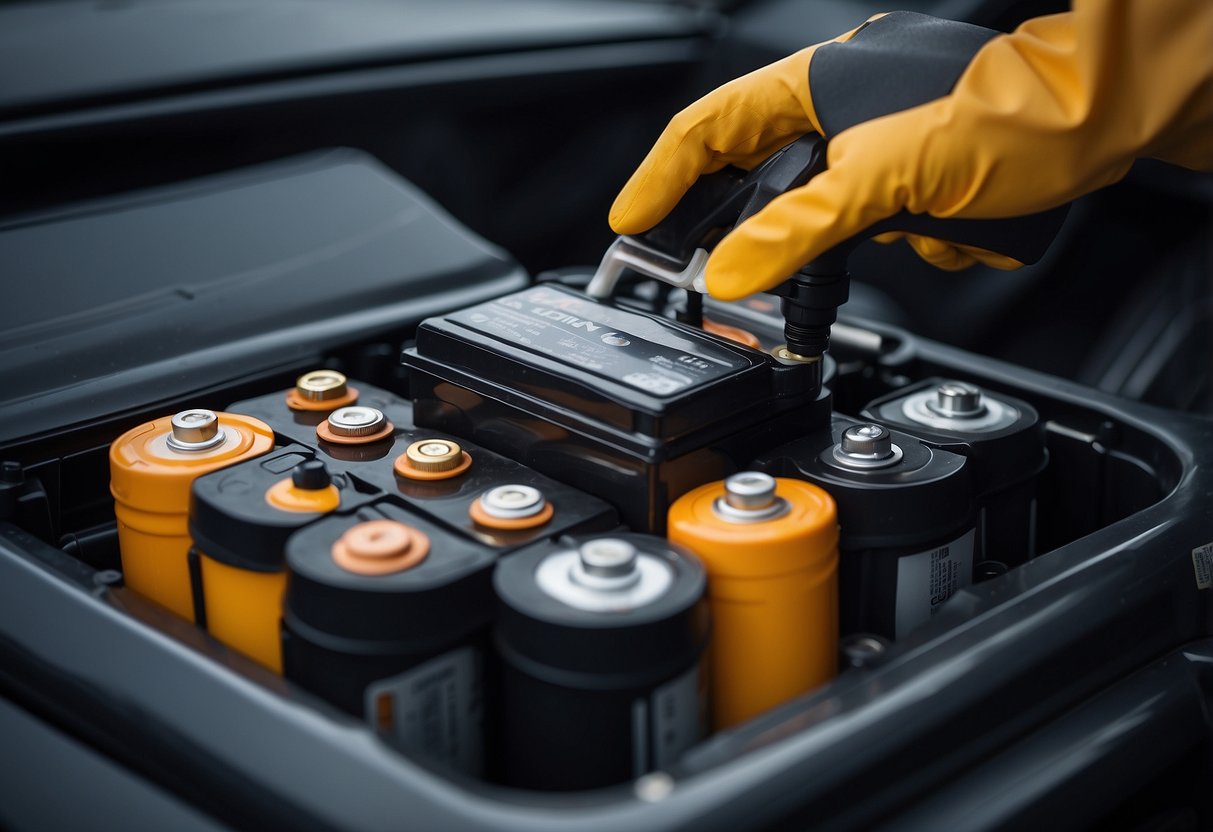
xmin=756 ymin=418 xmax=976 ymax=640
xmin=282 ymin=500 xmax=497 ymax=777
xmin=860 ymin=378 xmax=1047 ymax=569
xmin=403 ymin=284 xmax=831 ymax=533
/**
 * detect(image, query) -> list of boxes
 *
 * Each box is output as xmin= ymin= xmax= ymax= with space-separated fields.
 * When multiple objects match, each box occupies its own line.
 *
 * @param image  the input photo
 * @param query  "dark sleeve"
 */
xmin=810 ymin=11 xmax=998 ymax=136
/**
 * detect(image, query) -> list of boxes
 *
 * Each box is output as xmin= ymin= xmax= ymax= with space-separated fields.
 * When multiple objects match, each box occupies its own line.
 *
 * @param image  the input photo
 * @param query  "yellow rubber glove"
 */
xmin=611 ymin=0 xmax=1213 ymax=301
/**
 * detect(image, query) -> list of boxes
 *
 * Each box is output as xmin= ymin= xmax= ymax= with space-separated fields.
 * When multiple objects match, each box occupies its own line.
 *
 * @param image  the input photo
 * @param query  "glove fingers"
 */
xmin=705 ymin=163 xmax=901 ymax=299
xmin=610 ymin=52 xmax=819 ymax=235
xmin=905 ymin=235 xmax=1024 ymax=270
xmin=844 ymin=231 xmax=1024 ymax=271
xmin=904 ymin=235 xmax=977 ymax=270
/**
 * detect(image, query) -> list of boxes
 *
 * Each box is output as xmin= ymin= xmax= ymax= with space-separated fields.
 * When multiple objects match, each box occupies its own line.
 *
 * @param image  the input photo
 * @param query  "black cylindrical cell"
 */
xmin=861 ymin=377 xmax=1047 ymax=568
xmin=282 ymin=501 xmax=497 ymax=777
xmin=756 ymin=418 xmax=976 ymax=641
xmin=493 ymin=534 xmax=709 ymax=791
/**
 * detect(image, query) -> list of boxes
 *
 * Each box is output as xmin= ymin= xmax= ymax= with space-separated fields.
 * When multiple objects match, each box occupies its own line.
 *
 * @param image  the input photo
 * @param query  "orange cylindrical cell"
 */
xmin=198 ymin=560 xmax=288 ymax=671
xmin=109 ymin=410 xmax=274 ymax=619
xmin=198 ymin=471 xmax=341 ymax=673
xmin=668 ymin=473 xmax=838 ymax=730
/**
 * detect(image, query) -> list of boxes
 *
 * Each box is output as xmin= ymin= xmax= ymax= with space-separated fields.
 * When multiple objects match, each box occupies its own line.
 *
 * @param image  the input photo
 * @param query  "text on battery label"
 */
xmin=894 ymin=528 xmax=975 ymax=639
xmin=447 ymin=287 xmax=746 ymax=396
xmin=365 ymin=647 xmax=483 ymax=776
xmin=632 ymin=663 xmax=704 ymax=776
xmin=1193 ymin=542 xmax=1213 ymax=590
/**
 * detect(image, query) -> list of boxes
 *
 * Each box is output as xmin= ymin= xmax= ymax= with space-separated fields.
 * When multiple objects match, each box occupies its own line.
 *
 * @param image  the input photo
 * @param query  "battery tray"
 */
xmin=1 ymin=159 xmax=1210 ymax=831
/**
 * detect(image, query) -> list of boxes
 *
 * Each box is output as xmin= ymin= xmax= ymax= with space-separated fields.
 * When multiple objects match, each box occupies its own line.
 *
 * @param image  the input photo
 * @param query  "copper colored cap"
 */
xmin=331 ymin=520 xmax=429 ymax=576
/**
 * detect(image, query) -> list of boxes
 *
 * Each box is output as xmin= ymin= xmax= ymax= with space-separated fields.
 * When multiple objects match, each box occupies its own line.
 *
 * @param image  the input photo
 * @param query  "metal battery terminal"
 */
xmin=315 ymin=406 xmax=394 ymax=445
xmin=166 ymin=409 xmax=227 ymax=452
xmin=394 ymin=438 xmax=473 ymax=481
xmin=285 ymin=369 xmax=360 ymax=412
xmin=469 ymin=484 xmax=554 ymax=530
xmin=712 ymin=472 xmax=791 ymax=524
xmin=831 ymin=424 xmax=904 ymax=470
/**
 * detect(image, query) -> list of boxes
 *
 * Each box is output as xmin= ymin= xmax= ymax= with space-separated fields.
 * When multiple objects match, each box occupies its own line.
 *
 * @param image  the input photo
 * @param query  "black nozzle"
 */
xmin=292 ymin=460 xmax=332 ymax=490
xmin=775 ymin=272 xmax=850 ymax=359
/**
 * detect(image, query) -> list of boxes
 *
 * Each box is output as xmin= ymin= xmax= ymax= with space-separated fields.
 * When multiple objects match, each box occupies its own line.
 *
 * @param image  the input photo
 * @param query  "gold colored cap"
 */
xmin=404 ymin=439 xmax=464 ymax=473
xmin=295 ymin=370 xmax=349 ymax=402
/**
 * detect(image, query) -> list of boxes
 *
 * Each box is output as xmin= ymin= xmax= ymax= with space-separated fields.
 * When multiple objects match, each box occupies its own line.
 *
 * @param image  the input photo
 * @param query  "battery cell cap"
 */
xmin=470 ymin=484 xmax=554 ymax=530
xmin=713 ymin=472 xmax=790 ymax=523
xmin=285 ymin=370 xmax=360 ymax=412
xmin=167 ymin=409 xmax=226 ymax=451
xmin=265 ymin=461 xmax=341 ymax=514
xmin=480 ymin=485 xmax=544 ymax=519
xmin=297 ymin=370 xmax=349 ymax=402
xmin=316 ymin=406 xmax=394 ymax=444
xmin=832 ymin=424 xmax=903 ymax=469
xmin=894 ymin=380 xmax=1020 ymax=433
xmin=406 ymin=440 xmax=463 ymax=472
xmin=535 ymin=537 xmax=674 ymax=612
xmin=331 ymin=519 xmax=430 ymax=576
xmin=328 ymin=406 xmax=385 ymax=436
xmin=930 ymin=381 xmax=985 ymax=417
xmin=394 ymin=439 xmax=473 ymax=481
xmin=292 ymin=459 xmax=332 ymax=489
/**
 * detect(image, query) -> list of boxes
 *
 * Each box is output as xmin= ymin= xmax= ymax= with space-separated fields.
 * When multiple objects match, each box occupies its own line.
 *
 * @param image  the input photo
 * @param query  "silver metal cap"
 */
xmin=167 ymin=409 xmax=226 ymax=452
xmin=326 ymin=406 xmax=386 ymax=437
xmin=578 ymin=538 xmax=638 ymax=579
xmin=928 ymin=381 xmax=985 ymax=418
xmin=723 ymin=472 xmax=777 ymax=510
xmin=840 ymin=424 xmax=892 ymax=457
xmin=832 ymin=424 xmax=903 ymax=469
xmin=536 ymin=537 xmax=672 ymax=611
xmin=479 ymin=484 xmax=546 ymax=519
xmin=713 ymin=472 xmax=789 ymax=523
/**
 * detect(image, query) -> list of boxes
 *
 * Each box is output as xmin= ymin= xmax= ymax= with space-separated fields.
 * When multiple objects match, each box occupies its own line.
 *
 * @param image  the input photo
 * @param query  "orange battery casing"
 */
xmin=668 ymin=477 xmax=839 ymax=730
xmin=197 ymin=477 xmax=340 ymax=673
xmin=109 ymin=413 xmax=274 ymax=619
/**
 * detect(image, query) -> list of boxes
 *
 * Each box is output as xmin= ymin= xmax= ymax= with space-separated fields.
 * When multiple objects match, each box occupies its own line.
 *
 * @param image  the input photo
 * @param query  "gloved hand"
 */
xmin=610 ymin=0 xmax=1213 ymax=301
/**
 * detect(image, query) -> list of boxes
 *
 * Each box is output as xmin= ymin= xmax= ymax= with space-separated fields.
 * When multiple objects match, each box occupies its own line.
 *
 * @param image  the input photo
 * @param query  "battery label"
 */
xmin=365 ymin=646 xmax=483 ymax=776
xmin=1193 ymin=542 xmax=1213 ymax=590
xmin=631 ymin=662 xmax=704 ymax=776
xmin=894 ymin=529 xmax=976 ymax=638
xmin=447 ymin=286 xmax=747 ymax=397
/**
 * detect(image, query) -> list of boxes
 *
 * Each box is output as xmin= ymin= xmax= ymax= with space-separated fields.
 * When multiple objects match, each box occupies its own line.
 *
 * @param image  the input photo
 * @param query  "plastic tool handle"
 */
xmin=636 ymin=134 xmax=1069 ymax=274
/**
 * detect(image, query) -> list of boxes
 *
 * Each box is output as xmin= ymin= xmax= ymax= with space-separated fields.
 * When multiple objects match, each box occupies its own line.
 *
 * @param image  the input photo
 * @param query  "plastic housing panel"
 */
xmin=0 ymin=150 xmax=527 ymax=449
